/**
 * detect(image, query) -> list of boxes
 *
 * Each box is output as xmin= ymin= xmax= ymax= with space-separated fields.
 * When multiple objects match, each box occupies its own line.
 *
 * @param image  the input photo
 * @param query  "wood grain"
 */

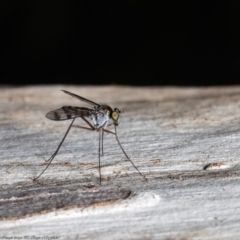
xmin=0 ymin=86 xmax=240 ymax=239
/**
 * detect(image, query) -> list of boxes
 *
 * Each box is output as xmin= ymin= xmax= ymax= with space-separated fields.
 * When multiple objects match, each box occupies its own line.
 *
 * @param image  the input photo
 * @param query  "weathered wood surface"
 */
xmin=1 ymin=86 xmax=240 ymax=240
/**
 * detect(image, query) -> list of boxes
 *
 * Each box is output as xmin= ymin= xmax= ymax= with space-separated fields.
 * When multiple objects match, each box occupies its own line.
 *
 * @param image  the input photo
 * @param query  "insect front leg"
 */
xmin=114 ymin=125 xmax=146 ymax=181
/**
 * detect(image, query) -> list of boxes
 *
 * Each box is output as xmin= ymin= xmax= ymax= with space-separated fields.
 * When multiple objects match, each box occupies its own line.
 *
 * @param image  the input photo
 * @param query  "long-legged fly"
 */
xmin=33 ymin=90 xmax=143 ymax=184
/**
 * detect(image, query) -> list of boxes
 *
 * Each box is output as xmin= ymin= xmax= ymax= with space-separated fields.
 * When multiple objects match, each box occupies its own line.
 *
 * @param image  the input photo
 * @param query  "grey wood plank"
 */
xmin=0 ymin=86 xmax=240 ymax=240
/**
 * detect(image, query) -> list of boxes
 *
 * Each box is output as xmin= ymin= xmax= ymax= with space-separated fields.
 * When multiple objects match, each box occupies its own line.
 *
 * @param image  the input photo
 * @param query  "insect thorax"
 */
xmin=90 ymin=105 xmax=112 ymax=129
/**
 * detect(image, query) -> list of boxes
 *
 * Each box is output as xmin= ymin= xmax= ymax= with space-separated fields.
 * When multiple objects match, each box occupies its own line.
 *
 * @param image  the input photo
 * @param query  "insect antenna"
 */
xmin=114 ymin=125 xmax=144 ymax=178
xmin=33 ymin=118 xmax=76 ymax=181
xmin=120 ymin=103 xmax=135 ymax=114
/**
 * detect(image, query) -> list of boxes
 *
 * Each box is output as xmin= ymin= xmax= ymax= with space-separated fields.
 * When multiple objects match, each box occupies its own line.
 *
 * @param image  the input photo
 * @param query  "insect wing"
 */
xmin=46 ymin=106 xmax=92 ymax=121
xmin=62 ymin=90 xmax=100 ymax=107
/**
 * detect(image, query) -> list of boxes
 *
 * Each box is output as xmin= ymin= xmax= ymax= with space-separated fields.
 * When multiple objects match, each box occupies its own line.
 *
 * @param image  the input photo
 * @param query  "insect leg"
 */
xmin=101 ymin=130 xmax=104 ymax=156
xmin=101 ymin=122 xmax=115 ymax=155
xmin=114 ymin=125 xmax=144 ymax=178
xmin=72 ymin=125 xmax=95 ymax=131
xmin=99 ymin=129 xmax=102 ymax=185
xmin=72 ymin=116 xmax=95 ymax=131
xmin=102 ymin=128 xmax=115 ymax=135
xmin=80 ymin=117 xmax=95 ymax=130
xmin=33 ymin=118 xmax=76 ymax=181
xmin=74 ymin=117 xmax=102 ymax=185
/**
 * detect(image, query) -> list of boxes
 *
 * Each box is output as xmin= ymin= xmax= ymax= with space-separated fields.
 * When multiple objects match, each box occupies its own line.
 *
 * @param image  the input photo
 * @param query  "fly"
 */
xmin=33 ymin=90 xmax=143 ymax=184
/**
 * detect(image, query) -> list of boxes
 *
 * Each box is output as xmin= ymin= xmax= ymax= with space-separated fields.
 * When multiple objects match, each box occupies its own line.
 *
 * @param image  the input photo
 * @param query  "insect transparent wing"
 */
xmin=46 ymin=106 xmax=93 ymax=121
xmin=62 ymin=90 xmax=100 ymax=107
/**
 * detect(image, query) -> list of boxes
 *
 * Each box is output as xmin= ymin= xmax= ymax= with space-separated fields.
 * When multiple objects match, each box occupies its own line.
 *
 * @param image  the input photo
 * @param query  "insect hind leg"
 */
xmin=33 ymin=118 xmax=76 ymax=181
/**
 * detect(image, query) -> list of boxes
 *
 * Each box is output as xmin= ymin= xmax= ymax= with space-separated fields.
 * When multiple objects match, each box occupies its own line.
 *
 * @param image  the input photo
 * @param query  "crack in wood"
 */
xmin=0 ymin=188 xmax=131 ymax=219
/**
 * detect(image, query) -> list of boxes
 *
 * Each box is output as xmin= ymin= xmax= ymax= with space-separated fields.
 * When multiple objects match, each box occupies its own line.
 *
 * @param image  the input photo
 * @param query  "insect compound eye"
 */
xmin=112 ymin=111 xmax=119 ymax=121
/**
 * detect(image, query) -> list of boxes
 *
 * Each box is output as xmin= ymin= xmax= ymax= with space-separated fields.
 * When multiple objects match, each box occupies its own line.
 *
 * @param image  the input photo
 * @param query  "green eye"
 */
xmin=112 ymin=111 xmax=119 ymax=121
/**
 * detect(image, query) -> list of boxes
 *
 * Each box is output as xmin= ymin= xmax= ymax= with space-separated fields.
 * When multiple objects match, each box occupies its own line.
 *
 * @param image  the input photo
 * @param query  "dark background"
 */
xmin=0 ymin=1 xmax=239 ymax=86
